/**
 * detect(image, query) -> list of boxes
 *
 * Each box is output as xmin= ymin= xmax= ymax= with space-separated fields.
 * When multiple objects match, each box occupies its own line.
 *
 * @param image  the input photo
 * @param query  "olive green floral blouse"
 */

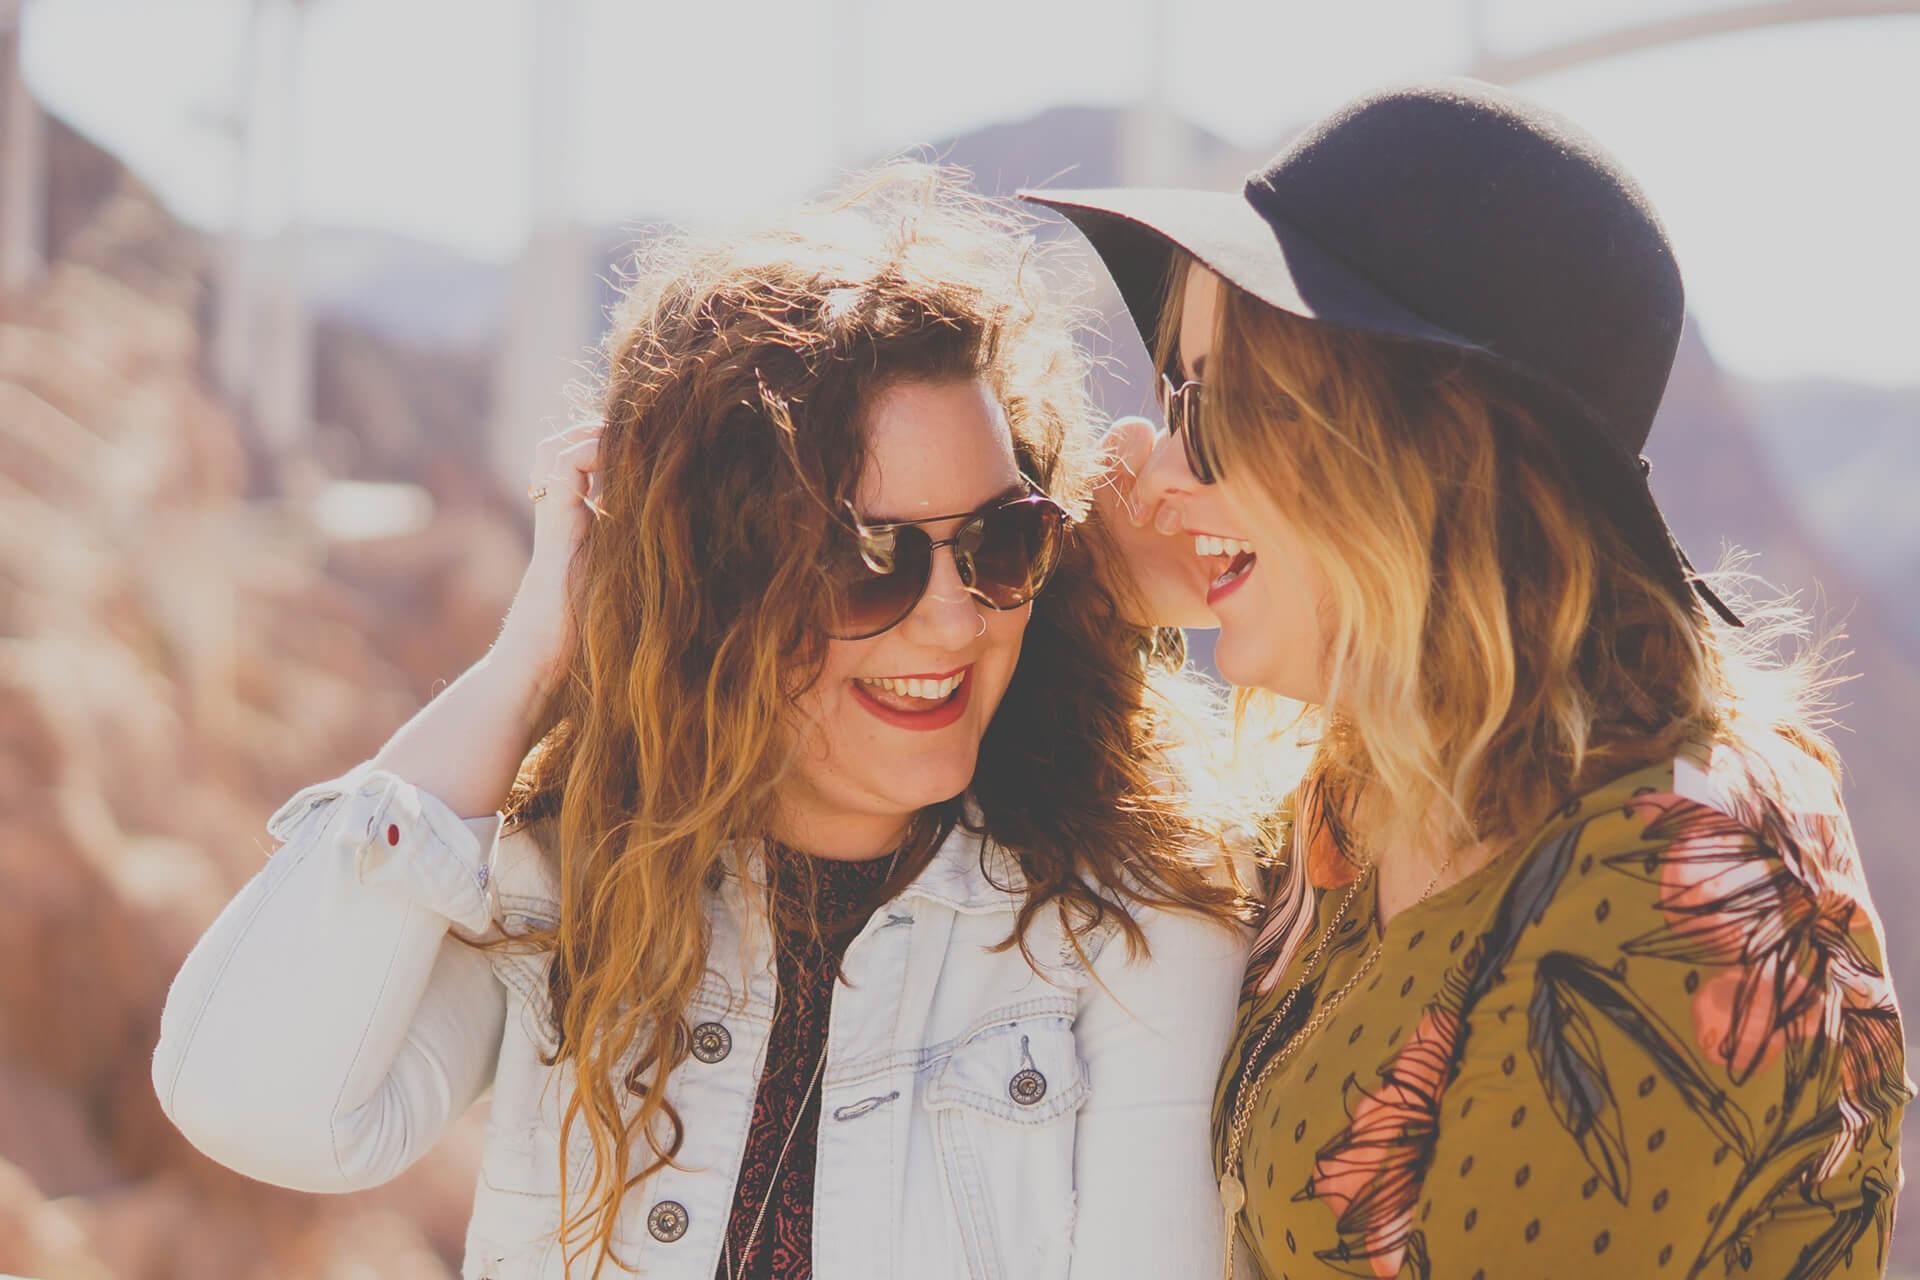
xmin=1213 ymin=743 xmax=1910 ymax=1279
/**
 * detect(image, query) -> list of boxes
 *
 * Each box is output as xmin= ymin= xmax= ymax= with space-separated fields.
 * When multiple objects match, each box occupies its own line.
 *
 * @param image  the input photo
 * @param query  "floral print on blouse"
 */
xmin=1213 ymin=742 xmax=1910 ymax=1279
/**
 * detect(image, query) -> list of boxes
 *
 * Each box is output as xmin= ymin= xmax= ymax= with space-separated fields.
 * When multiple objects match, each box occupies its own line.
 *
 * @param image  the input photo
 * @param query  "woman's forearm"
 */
xmin=373 ymin=419 xmax=606 ymax=820
xmin=371 ymin=639 xmax=555 ymax=821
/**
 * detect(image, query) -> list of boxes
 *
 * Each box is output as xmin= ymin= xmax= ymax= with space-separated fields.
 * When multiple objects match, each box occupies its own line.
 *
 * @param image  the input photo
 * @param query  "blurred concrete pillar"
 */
xmin=211 ymin=0 xmax=259 ymax=416
xmin=490 ymin=0 xmax=598 ymax=491
xmin=252 ymin=0 xmax=311 ymax=456
xmin=1463 ymin=0 xmax=1490 ymax=67
xmin=214 ymin=0 xmax=313 ymax=461
xmin=831 ymin=0 xmax=864 ymax=170
xmin=254 ymin=232 xmax=313 ymax=458
xmin=1121 ymin=0 xmax=1178 ymax=186
xmin=1 ymin=0 xmax=46 ymax=293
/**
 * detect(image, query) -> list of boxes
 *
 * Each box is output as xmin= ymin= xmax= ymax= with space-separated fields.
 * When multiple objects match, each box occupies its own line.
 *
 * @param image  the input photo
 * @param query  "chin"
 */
xmin=1214 ymin=627 xmax=1312 ymax=701
xmin=880 ymin=749 xmax=980 ymax=812
xmin=1211 ymin=628 xmax=1267 ymax=691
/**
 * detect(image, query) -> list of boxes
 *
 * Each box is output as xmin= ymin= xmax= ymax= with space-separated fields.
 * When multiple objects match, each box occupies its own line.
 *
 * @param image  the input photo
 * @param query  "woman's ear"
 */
xmin=1098 ymin=416 xmax=1157 ymax=527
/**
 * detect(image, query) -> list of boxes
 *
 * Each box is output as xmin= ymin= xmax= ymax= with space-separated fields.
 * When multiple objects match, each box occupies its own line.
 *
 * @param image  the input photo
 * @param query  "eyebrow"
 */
xmin=860 ymin=479 xmax=1028 ymax=527
xmin=1172 ymin=338 xmax=1206 ymax=382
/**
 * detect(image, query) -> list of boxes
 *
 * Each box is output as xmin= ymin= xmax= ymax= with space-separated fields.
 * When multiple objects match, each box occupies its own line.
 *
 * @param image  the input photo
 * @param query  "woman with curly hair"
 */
xmin=153 ymin=170 xmax=1248 ymax=1279
xmin=1029 ymin=80 xmax=1908 ymax=1278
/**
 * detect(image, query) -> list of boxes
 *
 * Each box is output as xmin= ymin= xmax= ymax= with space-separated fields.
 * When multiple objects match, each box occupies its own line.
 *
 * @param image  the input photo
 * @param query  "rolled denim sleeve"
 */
xmin=1069 ymin=904 xmax=1250 ymax=1279
xmin=152 ymin=764 xmax=509 ymax=1193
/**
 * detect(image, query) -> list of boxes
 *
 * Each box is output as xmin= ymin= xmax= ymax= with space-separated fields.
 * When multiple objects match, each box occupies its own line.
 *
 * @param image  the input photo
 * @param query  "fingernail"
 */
xmin=1154 ymin=505 xmax=1182 ymax=534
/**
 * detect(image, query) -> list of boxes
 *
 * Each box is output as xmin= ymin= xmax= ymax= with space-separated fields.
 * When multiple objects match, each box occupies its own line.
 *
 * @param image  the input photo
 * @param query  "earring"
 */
xmin=973 ymin=614 xmax=988 ymax=638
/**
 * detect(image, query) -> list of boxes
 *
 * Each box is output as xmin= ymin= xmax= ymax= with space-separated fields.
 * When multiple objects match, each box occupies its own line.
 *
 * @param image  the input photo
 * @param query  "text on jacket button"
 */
xmin=1009 ymin=1066 xmax=1047 ymax=1105
xmin=690 ymin=1022 xmax=731 ymax=1063
xmin=647 ymin=1200 xmax=689 ymax=1242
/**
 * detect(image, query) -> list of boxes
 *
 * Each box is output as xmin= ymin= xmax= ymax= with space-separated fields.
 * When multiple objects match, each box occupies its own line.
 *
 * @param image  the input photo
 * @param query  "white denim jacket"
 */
xmin=153 ymin=764 xmax=1247 ymax=1279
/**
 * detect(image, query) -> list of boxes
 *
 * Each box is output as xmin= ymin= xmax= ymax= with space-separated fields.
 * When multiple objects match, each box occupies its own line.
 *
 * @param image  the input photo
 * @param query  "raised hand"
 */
xmin=1092 ymin=416 xmax=1219 ymax=631
xmin=495 ymin=419 xmax=605 ymax=698
xmin=365 ymin=420 xmax=608 ymax=817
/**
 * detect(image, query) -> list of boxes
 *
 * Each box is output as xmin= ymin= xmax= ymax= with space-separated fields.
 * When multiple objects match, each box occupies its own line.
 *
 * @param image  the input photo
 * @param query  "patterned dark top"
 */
xmin=1213 ymin=742 xmax=1911 ymax=1279
xmin=717 ymin=850 xmax=894 ymax=1280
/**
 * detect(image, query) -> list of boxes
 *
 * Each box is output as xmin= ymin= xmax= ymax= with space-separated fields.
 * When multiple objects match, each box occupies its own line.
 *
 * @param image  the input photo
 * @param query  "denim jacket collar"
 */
xmin=493 ymin=799 xmax=1025 ymax=929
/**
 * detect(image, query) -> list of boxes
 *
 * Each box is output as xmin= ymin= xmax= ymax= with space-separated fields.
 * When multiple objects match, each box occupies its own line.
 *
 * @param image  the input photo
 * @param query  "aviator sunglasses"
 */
xmin=825 ymin=479 xmax=1070 ymax=640
xmin=1160 ymin=370 xmax=1219 ymax=485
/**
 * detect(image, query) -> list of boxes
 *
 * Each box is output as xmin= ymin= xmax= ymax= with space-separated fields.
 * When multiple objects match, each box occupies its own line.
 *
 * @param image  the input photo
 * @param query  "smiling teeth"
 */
xmin=1194 ymin=535 xmax=1254 ymax=558
xmin=859 ymin=672 xmax=966 ymax=700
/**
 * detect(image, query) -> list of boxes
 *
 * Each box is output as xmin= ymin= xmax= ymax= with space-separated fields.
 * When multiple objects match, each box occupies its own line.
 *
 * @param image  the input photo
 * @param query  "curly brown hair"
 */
xmin=501 ymin=168 xmax=1242 ymax=1277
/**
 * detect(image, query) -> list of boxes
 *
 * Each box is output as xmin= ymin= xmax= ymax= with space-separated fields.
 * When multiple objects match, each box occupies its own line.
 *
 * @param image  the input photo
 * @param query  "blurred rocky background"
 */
xmin=1 ymin=3 xmax=1916 ymax=1277
xmin=0 ymin=105 xmax=518 ymax=1280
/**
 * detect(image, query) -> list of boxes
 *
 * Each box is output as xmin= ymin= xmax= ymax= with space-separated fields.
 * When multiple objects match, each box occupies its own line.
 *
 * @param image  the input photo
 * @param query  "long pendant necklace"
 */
xmin=723 ymin=1039 xmax=830 ymax=1280
xmin=1217 ymin=852 xmax=1454 ymax=1279
xmin=723 ymin=845 xmax=901 ymax=1280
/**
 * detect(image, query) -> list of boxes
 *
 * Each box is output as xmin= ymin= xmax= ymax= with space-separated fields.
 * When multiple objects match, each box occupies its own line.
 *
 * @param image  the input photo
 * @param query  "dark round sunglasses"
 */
xmin=1160 ymin=371 xmax=1218 ymax=485
xmin=825 ymin=480 xmax=1070 ymax=640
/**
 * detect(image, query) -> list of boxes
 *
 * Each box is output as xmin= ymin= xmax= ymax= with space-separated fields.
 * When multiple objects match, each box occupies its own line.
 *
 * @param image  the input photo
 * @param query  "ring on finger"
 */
xmin=527 ymin=483 xmax=549 ymax=503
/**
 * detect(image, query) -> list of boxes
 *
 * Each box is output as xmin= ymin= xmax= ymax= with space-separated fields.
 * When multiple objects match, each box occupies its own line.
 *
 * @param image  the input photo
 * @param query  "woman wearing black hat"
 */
xmin=1027 ymin=79 xmax=1909 ymax=1279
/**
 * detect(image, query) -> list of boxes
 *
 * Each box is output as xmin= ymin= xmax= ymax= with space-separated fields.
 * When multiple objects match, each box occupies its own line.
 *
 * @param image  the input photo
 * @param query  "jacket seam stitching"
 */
xmin=159 ymin=807 xmax=324 ymax=1117
xmin=329 ymin=856 xmax=419 ymax=1186
xmin=410 ymin=798 xmax=490 ymax=925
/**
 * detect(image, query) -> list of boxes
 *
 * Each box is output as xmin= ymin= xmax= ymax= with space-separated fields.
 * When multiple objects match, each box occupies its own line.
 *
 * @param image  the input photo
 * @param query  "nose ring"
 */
xmin=973 ymin=614 xmax=987 ymax=638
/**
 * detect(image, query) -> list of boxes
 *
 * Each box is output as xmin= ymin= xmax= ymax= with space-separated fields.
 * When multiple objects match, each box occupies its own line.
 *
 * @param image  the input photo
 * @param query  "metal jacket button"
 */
xmin=647 ymin=1200 xmax=689 ymax=1242
xmin=690 ymin=1022 xmax=731 ymax=1063
xmin=1009 ymin=1066 xmax=1048 ymax=1105
xmin=1009 ymin=1032 xmax=1047 ymax=1105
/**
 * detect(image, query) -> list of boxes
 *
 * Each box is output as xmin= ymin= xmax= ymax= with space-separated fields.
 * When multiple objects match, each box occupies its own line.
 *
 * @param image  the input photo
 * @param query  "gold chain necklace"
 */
xmin=1218 ymin=852 xmax=1454 ymax=1279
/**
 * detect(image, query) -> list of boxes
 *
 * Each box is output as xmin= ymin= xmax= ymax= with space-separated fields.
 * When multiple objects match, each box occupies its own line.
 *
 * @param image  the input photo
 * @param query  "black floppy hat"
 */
xmin=1021 ymin=77 xmax=1740 ymax=626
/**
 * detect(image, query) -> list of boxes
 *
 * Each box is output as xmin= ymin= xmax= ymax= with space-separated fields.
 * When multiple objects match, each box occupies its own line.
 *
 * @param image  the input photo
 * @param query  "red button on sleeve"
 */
xmin=386 ymin=823 xmax=400 ymax=846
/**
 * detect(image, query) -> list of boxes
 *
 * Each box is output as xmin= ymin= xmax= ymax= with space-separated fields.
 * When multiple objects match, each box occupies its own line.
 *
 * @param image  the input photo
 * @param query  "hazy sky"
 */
xmin=20 ymin=0 xmax=1920 ymax=387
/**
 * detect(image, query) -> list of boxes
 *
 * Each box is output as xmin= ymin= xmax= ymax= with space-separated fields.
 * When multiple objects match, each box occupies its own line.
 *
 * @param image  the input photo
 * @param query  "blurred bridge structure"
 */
xmin=3 ymin=0 xmax=1917 ymax=496
xmin=1463 ymin=0 xmax=1920 ymax=83
xmin=2 ymin=0 xmax=45 ymax=292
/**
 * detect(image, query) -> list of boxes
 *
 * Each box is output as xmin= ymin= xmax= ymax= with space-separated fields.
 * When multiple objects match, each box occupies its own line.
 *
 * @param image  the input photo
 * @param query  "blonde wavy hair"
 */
xmin=499 ymin=171 xmax=1242 ymax=1277
xmin=1162 ymin=255 xmax=1843 ymax=924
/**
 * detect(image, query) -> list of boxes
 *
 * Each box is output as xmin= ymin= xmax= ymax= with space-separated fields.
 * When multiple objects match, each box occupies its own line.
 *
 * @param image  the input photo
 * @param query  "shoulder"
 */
xmin=1079 ymin=896 xmax=1250 ymax=1021
xmin=1477 ymin=737 xmax=1907 ymax=1136
xmin=942 ymin=826 xmax=1248 ymax=989
xmin=489 ymin=815 xmax=563 ymax=930
xmin=1513 ymin=740 xmax=1882 ymax=973
xmin=1103 ymin=897 xmax=1251 ymax=971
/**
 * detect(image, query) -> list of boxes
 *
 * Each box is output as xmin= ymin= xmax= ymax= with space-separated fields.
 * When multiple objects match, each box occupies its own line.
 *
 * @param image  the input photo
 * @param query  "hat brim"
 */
xmin=1021 ymin=186 xmax=1741 ymax=627
xmin=1020 ymin=186 xmax=1473 ymax=367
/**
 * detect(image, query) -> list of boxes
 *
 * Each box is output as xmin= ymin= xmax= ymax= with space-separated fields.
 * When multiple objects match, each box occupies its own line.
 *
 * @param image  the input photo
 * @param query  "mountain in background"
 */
xmin=296 ymin=227 xmax=511 ymax=350
xmin=931 ymin=102 xmax=1253 ymax=193
xmin=1735 ymin=374 xmax=1920 ymax=650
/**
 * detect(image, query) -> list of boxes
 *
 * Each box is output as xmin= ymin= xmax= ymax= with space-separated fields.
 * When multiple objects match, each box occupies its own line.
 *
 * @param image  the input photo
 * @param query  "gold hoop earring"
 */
xmin=974 ymin=614 xmax=987 ymax=638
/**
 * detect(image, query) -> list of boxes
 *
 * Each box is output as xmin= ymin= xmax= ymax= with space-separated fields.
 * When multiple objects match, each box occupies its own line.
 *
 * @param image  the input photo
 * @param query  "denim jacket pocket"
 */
xmin=463 ymin=1185 xmax=561 ymax=1280
xmin=471 ymin=1003 xmax=652 ymax=1278
xmin=923 ymin=1011 xmax=1088 ymax=1280
xmin=465 ymin=1097 xmax=574 ymax=1279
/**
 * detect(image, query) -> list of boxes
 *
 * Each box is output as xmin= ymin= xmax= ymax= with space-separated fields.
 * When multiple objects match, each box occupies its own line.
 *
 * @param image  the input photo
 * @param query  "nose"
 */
xmin=1131 ymin=422 xmax=1202 ymax=530
xmin=898 ymin=541 xmax=983 ymax=650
